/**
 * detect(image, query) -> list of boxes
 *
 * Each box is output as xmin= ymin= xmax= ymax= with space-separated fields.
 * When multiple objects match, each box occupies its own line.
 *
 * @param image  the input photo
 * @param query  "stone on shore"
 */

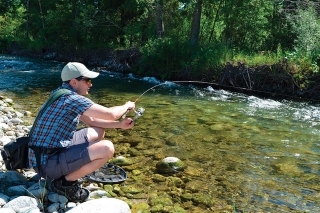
xmin=65 ymin=198 xmax=131 ymax=213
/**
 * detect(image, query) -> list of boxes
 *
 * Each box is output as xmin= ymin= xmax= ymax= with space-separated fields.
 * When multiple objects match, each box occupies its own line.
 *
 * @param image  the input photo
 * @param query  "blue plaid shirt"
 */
xmin=28 ymin=83 xmax=94 ymax=168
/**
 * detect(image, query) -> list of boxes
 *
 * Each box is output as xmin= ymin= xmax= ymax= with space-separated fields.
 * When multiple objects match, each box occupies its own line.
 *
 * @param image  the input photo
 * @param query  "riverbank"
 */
xmin=3 ymin=48 xmax=320 ymax=103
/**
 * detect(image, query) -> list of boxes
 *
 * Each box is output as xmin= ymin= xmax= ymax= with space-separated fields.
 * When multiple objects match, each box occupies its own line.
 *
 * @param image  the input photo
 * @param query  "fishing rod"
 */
xmin=122 ymin=81 xmax=207 ymax=120
xmin=122 ymin=79 xmax=320 ymax=121
xmin=133 ymin=80 xmax=211 ymax=103
xmin=121 ymin=82 xmax=169 ymax=120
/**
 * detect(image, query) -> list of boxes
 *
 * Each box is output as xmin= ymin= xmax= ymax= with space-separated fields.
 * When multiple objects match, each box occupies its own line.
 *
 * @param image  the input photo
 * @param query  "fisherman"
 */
xmin=28 ymin=62 xmax=135 ymax=202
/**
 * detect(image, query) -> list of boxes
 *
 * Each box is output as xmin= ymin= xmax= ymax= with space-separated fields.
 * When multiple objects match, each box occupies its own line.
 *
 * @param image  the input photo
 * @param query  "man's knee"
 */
xmin=102 ymin=140 xmax=115 ymax=157
xmin=88 ymin=140 xmax=115 ymax=160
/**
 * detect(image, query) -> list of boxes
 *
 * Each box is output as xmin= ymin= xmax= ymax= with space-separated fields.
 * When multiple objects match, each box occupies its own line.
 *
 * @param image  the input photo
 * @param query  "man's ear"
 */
xmin=69 ymin=78 xmax=78 ymax=87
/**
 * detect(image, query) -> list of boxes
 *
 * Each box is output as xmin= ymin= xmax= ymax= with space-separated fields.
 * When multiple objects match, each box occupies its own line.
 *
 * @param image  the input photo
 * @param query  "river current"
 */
xmin=1 ymin=54 xmax=320 ymax=212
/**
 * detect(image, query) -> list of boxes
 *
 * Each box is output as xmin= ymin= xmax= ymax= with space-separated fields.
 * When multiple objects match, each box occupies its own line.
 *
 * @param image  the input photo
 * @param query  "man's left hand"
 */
xmin=121 ymin=118 xmax=134 ymax=129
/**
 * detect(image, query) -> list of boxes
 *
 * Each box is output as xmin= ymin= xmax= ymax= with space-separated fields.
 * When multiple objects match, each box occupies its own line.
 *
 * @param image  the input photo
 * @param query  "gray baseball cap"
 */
xmin=61 ymin=62 xmax=99 ymax=81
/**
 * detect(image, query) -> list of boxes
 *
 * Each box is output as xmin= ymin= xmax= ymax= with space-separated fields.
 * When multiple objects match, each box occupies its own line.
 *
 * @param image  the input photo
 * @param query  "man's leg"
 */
xmin=65 ymin=139 xmax=114 ymax=181
xmin=70 ymin=127 xmax=105 ymax=145
xmin=62 ymin=127 xmax=114 ymax=181
xmin=49 ymin=127 xmax=114 ymax=202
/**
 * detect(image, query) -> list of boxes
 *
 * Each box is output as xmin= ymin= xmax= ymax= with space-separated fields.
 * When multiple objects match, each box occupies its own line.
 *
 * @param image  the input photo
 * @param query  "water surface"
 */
xmin=1 ymin=54 xmax=320 ymax=212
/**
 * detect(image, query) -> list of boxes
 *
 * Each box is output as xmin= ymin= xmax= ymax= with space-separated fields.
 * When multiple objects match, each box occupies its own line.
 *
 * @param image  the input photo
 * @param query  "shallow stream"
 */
xmin=1 ymin=54 xmax=320 ymax=212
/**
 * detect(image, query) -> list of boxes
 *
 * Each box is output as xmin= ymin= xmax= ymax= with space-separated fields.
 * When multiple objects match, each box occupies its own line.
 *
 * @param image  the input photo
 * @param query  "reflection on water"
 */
xmin=1 ymin=54 xmax=320 ymax=212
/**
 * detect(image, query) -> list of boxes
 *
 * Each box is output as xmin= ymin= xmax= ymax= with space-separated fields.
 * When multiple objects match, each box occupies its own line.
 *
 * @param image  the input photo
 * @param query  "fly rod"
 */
xmin=122 ymin=80 xmax=209 ymax=120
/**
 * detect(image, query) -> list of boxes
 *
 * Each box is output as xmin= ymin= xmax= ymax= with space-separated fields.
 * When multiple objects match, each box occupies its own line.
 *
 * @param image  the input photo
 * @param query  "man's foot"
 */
xmin=51 ymin=179 xmax=89 ymax=202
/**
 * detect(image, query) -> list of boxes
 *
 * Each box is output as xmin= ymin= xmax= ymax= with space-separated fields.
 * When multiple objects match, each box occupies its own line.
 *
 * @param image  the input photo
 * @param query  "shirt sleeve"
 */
xmin=64 ymin=93 xmax=94 ymax=115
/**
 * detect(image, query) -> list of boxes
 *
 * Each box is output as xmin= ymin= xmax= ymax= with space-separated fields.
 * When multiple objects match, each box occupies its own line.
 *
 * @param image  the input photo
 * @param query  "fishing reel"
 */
xmin=122 ymin=107 xmax=145 ymax=122
xmin=133 ymin=107 xmax=145 ymax=121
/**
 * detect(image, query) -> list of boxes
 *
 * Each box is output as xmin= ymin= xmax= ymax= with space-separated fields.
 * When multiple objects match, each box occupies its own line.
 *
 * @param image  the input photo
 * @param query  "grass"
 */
xmin=227 ymin=51 xmax=283 ymax=67
xmin=232 ymin=195 xmax=247 ymax=213
xmin=22 ymin=178 xmax=47 ymax=211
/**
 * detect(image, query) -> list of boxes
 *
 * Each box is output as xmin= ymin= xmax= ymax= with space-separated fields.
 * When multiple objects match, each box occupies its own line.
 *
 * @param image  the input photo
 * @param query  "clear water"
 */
xmin=1 ymin=54 xmax=320 ymax=212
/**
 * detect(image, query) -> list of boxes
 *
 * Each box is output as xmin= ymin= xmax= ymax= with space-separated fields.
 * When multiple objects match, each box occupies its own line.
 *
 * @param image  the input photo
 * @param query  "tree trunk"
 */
xmin=25 ymin=0 xmax=30 ymax=38
xmin=190 ymin=0 xmax=203 ymax=46
xmin=120 ymin=8 xmax=125 ymax=45
xmin=38 ymin=0 xmax=46 ymax=42
xmin=209 ymin=0 xmax=223 ymax=43
xmin=155 ymin=0 xmax=164 ymax=38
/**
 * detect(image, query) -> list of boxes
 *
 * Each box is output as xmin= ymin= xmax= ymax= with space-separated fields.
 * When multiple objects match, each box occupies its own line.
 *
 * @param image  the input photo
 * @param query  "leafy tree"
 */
xmin=0 ymin=0 xmax=22 ymax=13
xmin=287 ymin=4 xmax=320 ymax=61
xmin=0 ymin=0 xmax=25 ymax=48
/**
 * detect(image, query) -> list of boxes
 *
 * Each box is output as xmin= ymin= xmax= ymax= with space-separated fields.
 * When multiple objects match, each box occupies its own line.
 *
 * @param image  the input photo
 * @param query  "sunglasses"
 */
xmin=75 ymin=76 xmax=92 ymax=85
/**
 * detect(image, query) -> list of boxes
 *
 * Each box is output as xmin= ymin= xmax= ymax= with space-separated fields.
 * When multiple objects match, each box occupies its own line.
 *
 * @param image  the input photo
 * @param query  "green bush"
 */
xmin=139 ymin=38 xmax=227 ymax=80
xmin=287 ymin=4 xmax=320 ymax=68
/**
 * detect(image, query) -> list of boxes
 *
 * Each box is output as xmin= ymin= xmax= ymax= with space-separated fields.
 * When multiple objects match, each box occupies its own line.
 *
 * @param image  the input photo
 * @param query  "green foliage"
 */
xmin=219 ymin=0 xmax=276 ymax=51
xmin=285 ymin=4 xmax=320 ymax=89
xmin=0 ymin=0 xmax=297 ymax=55
xmin=287 ymin=4 xmax=320 ymax=65
xmin=285 ymin=51 xmax=318 ymax=89
xmin=231 ymin=51 xmax=282 ymax=67
xmin=139 ymin=37 xmax=226 ymax=80
xmin=0 ymin=5 xmax=25 ymax=49
xmin=0 ymin=0 xmax=22 ymax=14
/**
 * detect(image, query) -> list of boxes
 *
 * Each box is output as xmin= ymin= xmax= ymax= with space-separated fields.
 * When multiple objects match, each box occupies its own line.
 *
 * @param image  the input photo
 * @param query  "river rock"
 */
xmin=0 ymin=193 xmax=9 ymax=205
xmin=0 ymin=208 xmax=15 ymax=213
xmin=24 ymin=111 xmax=32 ymax=116
xmin=65 ymin=198 xmax=131 ymax=213
xmin=109 ymin=156 xmax=134 ymax=166
xmin=3 ymin=98 xmax=13 ymax=104
xmin=156 ymin=157 xmax=186 ymax=174
xmin=0 ymin=123 xmax=9 ymax=130
xmin=0 ymin=171 xmax=29 ymax=194
xmin=15 ymin=111 xmax=24 ymax=118
xmin=2 ymin=196 xmax=39 ymax=212
xmin=0 ymin=136 xmax=11 ymax=145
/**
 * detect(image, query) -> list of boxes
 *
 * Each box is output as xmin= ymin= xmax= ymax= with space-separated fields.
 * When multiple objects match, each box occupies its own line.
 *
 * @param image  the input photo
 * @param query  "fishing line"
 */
xmin=122 ymin=81 xmax=208 ymax=120
xmin=123 ymin=80 xmax=320 ymax=120
xmin=133 ymin=80 xmax=227 ymax=103
xmin=134 ymin=82 xmax=169 ymax=102
xmin=167 ymin=80 xmax=320 ymax=104
xmin=121 ymin=82 xmax=168 ymax=119
xmin=133 ymin=80 xmax=219 ymax=103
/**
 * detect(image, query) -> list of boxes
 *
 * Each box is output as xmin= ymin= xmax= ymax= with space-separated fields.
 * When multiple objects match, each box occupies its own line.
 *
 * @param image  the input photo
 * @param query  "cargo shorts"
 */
xmin=38 ymin=128 xmax=92 ymax=179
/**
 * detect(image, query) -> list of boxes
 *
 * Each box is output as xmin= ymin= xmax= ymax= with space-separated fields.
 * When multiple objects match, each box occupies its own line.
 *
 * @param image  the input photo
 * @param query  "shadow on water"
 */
xmin=1 ymin=54 xmax=320 ymax=212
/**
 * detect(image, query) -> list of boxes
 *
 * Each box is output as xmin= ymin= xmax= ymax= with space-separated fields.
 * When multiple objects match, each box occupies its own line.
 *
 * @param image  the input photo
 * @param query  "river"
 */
xmin=1 ymin=54 xmax=320 ymax=212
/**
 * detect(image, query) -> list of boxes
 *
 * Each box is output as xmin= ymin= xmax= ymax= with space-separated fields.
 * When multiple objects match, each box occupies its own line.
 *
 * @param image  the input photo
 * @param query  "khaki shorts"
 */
xmin=39 ymin=128 xmax=92 ymax=179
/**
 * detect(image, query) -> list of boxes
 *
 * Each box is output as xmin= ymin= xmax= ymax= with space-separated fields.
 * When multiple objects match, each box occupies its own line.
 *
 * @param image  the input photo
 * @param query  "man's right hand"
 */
xmin=125 ymin=101 xmax=135 ymax=111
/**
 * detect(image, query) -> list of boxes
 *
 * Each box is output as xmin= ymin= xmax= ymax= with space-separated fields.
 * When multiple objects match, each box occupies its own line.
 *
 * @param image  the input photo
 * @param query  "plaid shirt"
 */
xmin=28 ymin=83 xmax=94 ymax=168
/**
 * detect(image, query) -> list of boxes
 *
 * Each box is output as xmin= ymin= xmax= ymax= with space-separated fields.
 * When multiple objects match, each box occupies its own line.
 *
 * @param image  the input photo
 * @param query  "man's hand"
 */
xmin=120 ymin=118 xmax=134 ymax=129
xmin=125 ymin=101 xmax=135 ymax=111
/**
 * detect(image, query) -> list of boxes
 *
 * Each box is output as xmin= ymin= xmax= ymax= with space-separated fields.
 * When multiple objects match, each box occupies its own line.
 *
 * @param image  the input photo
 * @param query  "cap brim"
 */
xmin=82 ymin=71 xmax=99 ymax=79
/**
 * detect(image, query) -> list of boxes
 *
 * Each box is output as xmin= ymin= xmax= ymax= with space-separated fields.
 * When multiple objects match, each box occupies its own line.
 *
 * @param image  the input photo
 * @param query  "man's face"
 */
xmin=74 ymin=77 xmax=92 ymax=95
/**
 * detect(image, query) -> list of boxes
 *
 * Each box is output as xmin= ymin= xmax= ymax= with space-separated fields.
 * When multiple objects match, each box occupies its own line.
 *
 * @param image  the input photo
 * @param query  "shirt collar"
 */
xmin=60 ymin=82 xmax=77 ymax=93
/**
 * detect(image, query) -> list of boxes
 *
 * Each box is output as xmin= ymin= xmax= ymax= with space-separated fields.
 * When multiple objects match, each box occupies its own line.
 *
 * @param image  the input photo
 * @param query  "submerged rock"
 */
xmin=109 ymin=156 xmax=134 ymax=166
xmin=156 ymin=157 xmax=186 ymax=174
